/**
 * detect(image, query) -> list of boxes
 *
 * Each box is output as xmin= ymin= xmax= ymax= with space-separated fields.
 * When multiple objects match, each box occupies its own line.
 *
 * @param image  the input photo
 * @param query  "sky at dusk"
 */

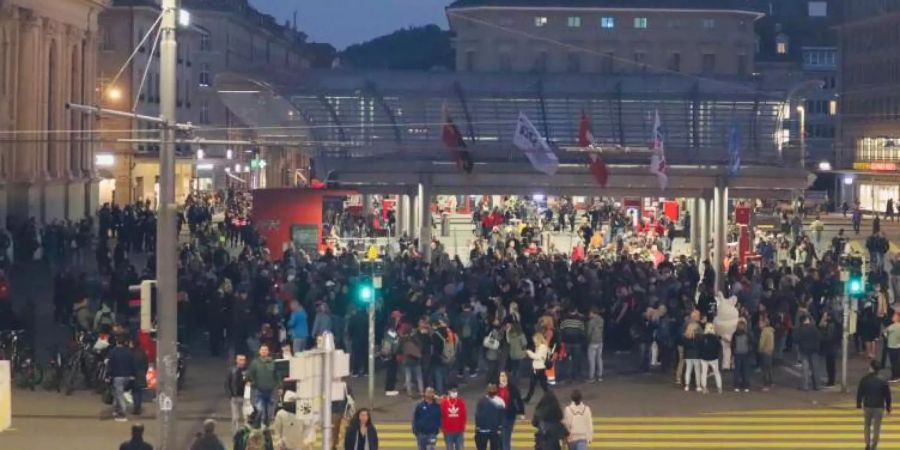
xmin=250 ymin=0 xmax=451 ymax=49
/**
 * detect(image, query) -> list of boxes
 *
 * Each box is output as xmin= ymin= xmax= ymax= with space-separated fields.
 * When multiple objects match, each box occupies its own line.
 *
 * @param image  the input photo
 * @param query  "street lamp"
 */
xmin=107 ymin=87 xmax=122 ymax=102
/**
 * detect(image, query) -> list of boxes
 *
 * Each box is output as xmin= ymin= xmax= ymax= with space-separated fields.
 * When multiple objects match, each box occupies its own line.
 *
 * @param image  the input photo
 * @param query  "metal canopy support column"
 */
xmin=689 ymin=198 xmax=699 ymax=257
xmin=699 ymin=194 xmax=709 ymax=268
xmin=615 ymin=82 xmax=625 ymax=147
xmin=316 ymin=93 xmax=348 ymax=143
xmin=419 ymin=180 xmax=433 ymax=260
xmin=713 ymin=183 xmax=729 ymax=293
xmin=536 ymin=78 xmax=551 ymax=142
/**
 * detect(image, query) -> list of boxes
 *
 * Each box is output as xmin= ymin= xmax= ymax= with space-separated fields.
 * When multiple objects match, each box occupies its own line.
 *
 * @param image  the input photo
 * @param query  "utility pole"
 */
xmin=157 ymin=0 xmax=179 ymax=448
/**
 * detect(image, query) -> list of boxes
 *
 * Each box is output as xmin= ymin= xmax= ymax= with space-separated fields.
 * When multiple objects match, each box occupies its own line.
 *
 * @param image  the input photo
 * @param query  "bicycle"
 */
xmin=62 ymin=331 xmax=104 ymax=395
xmin=0 ymin=329 xmax=44 ymax=390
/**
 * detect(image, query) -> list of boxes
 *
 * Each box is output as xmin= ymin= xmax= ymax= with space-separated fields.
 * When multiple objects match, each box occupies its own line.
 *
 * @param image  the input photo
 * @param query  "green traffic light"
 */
xmin=849 ymin=278 xmax=863 ymax=295
xmin=359 ymin=285 xmax=373 ymax=302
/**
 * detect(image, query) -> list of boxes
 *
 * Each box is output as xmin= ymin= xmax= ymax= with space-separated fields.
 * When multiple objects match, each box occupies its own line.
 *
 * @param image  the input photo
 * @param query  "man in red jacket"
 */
xmin=440 ymin=385 xmax=466 ymax=450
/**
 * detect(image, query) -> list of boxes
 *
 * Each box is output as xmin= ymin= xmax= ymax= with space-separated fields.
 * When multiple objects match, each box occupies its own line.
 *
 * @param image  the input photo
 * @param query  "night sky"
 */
xmin=250 ymin=0 xmax=450 ymax=49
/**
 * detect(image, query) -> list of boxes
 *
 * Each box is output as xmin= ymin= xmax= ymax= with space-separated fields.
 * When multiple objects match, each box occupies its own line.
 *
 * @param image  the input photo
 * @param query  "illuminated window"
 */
xmin=601 ymin=16 xmax=615 ymax=29
xmin=829 ymin=100 xmax=838 ymax=115
xmin=567 ymin=16 xmax=581 ymax=28
xmin=702 ymin=19 xmax=716 ymax=29
xmin=634 ymin=17 xmax=648 ymax=29
xmin=534 ymin=16 xmax=548 ymax=27
xmin=776 ymin=33 xmax=789 ymax=54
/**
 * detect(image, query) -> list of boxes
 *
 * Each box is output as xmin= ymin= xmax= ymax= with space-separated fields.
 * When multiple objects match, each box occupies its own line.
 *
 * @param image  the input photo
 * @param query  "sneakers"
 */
xmin=114 ymin=416 xmax=128 ymax=422
xmin=743 ymin=389 xmax=750 ymax=393
xmin=385 ymin=390 xmax=399 ymax=397
xmin=684 ymin=386 xmax=690 ymax=392
xmin=761 ymin=387 xmax=770 ymax=392
xmin=734 ymin=388 xmax=740 ymax=392
xmin=695 ymin=387 xmax=703 ymax=392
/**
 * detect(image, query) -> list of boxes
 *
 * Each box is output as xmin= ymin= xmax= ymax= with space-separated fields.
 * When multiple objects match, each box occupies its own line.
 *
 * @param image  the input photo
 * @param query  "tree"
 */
xmin=305 ymin=42 xmax=338 ymax=69
xmin=340 ymin=24 xmax=454 ymax=71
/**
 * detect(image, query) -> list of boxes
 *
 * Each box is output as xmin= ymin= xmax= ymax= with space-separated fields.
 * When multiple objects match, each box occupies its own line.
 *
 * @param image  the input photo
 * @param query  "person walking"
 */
xmin=698 ymin=324 xmax=723 ymax=394
xmin=586 ymin=308 xmax=604 ymax=383
xmin=108 ymin=338 xmax=136 ymax=422
xmin=731 ymin=319 xmax=754 ymax=393
xmin=246 ymin=344 xmax=278 ymax=425
xmin=412 ymin=387 xmax=441 ymax=450
xmin=440 ymin=385 xmax=466 ymax=450
xmin=474 ymin=384 xmax=504 ymax=450
xmin=119 ymin=424 xmax=153 ymax=450
xmin=819 ymin=311 xmax=841 ymax=388
xmin=857 ymin=361 xmax=892 ymax=450
xmin=524 ymin=333 xmax=551 ymax=402
xmin=226 ymin=354 xmax=249 ymax=433
xmin=130 ymin=339 xmax=149 ymax=416
xmin=758 ymin=316 xmax=776 ymax=391
xmin=273 ymin=395 xmax=316 ymax=450
xmin=884 ymin=314 xmax=900 ymax=382
xmin=497 ymin=371 xmax=524 ymax=450
xmin=532 ymin=391 xmax=567 ymax=450
xmin=796 ymin=315 xmax=821 ymax=391
xmin=562 ymin=390 xmax=593 ymax=450
xmin=344 ymin=408 xmax=379 ymax=450
xmin=189 ymin=419 xmax=227 ymax=450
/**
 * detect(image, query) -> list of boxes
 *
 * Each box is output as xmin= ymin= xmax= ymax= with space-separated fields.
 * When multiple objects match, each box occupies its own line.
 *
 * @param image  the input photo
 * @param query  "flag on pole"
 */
xmin=649 ymin=109 xmax=668 ymax=190
xmin=727 ymin=121 xmax=741 ymax=177
xmin=578 ymin=111 xmax=609 ymax=187
xmin=513 ymin=112 xmax=559 ymax=176
xmin=442 ymin=105 xmax=474 ymax=174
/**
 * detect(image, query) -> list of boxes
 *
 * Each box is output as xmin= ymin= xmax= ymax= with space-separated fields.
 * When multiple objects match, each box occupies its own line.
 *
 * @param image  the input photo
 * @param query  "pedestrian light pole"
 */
xmin=156 ymin=0 xmax=180 ymax=448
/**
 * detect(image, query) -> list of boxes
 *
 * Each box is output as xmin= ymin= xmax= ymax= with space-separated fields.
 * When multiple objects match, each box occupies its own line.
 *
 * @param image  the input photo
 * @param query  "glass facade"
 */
xmin=859 ymin=183 xmax=899 ymax=213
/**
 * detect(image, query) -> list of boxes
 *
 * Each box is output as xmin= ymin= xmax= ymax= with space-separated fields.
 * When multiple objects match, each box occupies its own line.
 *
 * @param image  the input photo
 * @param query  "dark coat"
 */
xmin=343 ymin=422 xmax=379 ymax=450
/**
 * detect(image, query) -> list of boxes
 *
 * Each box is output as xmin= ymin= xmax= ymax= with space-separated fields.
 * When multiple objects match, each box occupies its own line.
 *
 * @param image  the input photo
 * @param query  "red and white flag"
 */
xmin=649 ymin=109 xmax=668 ymax=190
xmin=578 ymin=111 xmax=608 ymax=187
xmin=442 ymin=104 xmax=474 ymax=174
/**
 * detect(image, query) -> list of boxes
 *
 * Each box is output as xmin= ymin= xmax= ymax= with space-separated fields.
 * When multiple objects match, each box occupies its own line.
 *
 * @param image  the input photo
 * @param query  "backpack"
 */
xmin=438 ymin=330 xmax=458 ymax=364
xmin=381 ymin=332 xmax=399 ymax=358
xmin=97 ymin=310 xmax=114 ymax=328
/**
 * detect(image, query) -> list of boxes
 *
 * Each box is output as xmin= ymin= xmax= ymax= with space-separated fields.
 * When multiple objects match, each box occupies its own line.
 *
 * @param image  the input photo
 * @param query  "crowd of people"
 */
xmin=8 ymin=188 xmax=900 ymax=450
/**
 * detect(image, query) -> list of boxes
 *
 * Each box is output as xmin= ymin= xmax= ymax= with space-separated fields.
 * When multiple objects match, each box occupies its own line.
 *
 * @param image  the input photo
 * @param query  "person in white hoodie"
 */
xmin=274 ymin=391 xmax=317 ymax=450
xmin=562 ymin=390 xmax=593 ymax=450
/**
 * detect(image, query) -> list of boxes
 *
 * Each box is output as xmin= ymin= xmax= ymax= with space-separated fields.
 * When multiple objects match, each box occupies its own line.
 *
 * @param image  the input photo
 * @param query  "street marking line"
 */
xmin=593 ymin=425 xmax=876 ymax=431
xmin=584 ymin=443 xmax=900 ymax=449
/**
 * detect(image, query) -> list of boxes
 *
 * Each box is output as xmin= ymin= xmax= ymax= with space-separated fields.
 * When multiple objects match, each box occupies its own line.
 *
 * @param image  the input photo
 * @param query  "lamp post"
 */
xmin=797 ymin=105 xmax=806 ymax=169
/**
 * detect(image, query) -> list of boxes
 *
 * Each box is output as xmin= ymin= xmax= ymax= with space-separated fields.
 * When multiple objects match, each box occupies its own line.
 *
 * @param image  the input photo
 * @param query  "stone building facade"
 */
xmin=0 ymin=0 xmax=109 ymax=224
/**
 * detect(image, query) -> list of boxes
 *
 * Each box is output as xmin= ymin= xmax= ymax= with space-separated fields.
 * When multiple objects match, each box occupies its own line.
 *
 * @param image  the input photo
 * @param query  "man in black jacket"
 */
xmin=474 ymin=384 xmax=504 ymax=450
xmin=119 ymin=424 xmax=153 ymax=450
xmin=226 ymin=354 xmax=248 ymax=433
xmin=108 ymin=339 xmax=136 ymax=421
xmin=795 ymin=315 xmax=820 ymax=391
xmin=858 ymin=361 xmax=892 ymax=450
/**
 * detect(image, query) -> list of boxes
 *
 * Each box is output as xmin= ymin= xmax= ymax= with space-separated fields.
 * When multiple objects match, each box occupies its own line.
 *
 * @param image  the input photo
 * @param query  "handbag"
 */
xmin=482 ymin=334 xmax=500 ymax=351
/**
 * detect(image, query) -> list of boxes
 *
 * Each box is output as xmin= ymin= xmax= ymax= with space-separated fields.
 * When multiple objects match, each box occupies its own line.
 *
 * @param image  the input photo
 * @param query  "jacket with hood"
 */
xmin=563 ymin=402 xmax=593 ymax=443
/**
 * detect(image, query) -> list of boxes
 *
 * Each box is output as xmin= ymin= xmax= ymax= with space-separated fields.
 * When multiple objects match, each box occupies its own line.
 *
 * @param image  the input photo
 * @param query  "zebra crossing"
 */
xmin=330 ymin=406 xmax=898 ymax=449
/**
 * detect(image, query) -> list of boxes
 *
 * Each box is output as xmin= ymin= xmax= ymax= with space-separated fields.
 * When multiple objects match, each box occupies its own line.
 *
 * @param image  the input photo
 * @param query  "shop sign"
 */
xmin=853 ymin=161 xmax=898 ymax=171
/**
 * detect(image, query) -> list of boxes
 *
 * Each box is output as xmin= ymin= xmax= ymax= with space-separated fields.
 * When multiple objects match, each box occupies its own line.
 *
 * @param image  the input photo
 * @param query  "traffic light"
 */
xmin=847 ymin=273 xmax=865 ymax=297
xmin=357 ymin=280 xmax=374 ymax=303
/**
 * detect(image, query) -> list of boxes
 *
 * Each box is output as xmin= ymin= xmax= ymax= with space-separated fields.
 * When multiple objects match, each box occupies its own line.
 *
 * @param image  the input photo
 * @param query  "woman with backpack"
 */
xmin=523 ymin=333 xmax=551 ymax=403
xmin=562 ymin=390 xmax=593 ymax=450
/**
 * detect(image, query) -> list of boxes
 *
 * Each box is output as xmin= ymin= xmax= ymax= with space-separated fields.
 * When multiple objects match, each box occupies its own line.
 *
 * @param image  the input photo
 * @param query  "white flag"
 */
xmin=513 ymin=112 xmax=559 ymax=176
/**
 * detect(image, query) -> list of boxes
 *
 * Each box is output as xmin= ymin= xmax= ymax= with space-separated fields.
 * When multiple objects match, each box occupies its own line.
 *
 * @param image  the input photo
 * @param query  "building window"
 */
xmin=567 ymin=16 xmax=581 ymax=28
xmin=534 ymin=16 xmax=548 ymax=27
xmin=633 ymin=17 xmax=648 ymax=29
xmin=199 ymin=63 xmax=211 ymax=87
xmin=737 ymin=54 xmax=748 ymax=75
xmin=499 ymin=53 xmax=512 ymax=72
xmin=802 ymin=48 xmax=836 ymax=68
xmin=808 ymin=1 xmax=827 ymax=17
xmin=601 ymin=16 xmax=615 ymax=29
xmin=633 ymin=52 xmax=647 ymax=71
xmin=776 ymin=33 xmax=789 ymax=54
xmin=534 ymin=52 xmax=548 ymax=73
xmin=600 ymin=52 xmax=614 ymax=73
xmin=200 ymin=100 xmax=210 ymax=124
xmin=567 ymin=53 xmax=581 ymax=73
xmin=667 ymin=53 xmax=681 ymax=72
xmin=702 ymin=53 xmax=716 ymax=73
xmin=200 ymin=33 xmax=211 ymax=52
xmin=465 ymin=50 xmax=476 ymax=72
xmin=702 ymin=19 xmax=716 ymax=29
xmin=101 ymin=28 xmax=114 ymax=51
xmin=829 ymin=99 xmax=838 ymax=115
xmin=667 ymin=19 xmax=682 ymax=29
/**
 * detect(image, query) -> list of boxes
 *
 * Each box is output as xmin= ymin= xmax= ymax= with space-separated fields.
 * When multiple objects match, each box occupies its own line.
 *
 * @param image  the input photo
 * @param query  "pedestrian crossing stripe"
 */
xmin=336 ymin=409 xmax=899 ymax=449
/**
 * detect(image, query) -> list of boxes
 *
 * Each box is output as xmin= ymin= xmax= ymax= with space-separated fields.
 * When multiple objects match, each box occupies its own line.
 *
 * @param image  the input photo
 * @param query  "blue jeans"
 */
xmin=416 ymin=433 xmax=437 ymax=450
xmin=568 ymin=440 xmax=588 ymax=450
xmin=444 ymin=432 xmax=464 ymax=450
xmin=433 ymin=363 xmax=447 ymax=395
xmin=292 ymin=337 xmax=307 ymax=354
xmin=112 ymin=377 xmax=129 ymax=417
xmin=405 ymin=364 xmax=424 ymax=396
xmin=502 ymin=416 xmax=515 ymax=450
xmin=254 ymin=388 xmax=274 ymax=425
xmin=733 ymin=353 xmax=751 ymax=389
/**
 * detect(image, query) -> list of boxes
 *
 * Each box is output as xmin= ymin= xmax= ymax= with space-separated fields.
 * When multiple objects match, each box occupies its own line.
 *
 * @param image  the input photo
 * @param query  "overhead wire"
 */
xmin=133 ymin=21 xmax=164 ymax=112
xmin=102 ymin=11 xmax=164 ymax=100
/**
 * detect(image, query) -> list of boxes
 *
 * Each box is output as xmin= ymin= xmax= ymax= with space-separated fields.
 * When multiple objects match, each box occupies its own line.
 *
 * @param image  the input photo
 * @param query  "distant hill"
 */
xmin=340 ymin=24 xmax=454 ymax=71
